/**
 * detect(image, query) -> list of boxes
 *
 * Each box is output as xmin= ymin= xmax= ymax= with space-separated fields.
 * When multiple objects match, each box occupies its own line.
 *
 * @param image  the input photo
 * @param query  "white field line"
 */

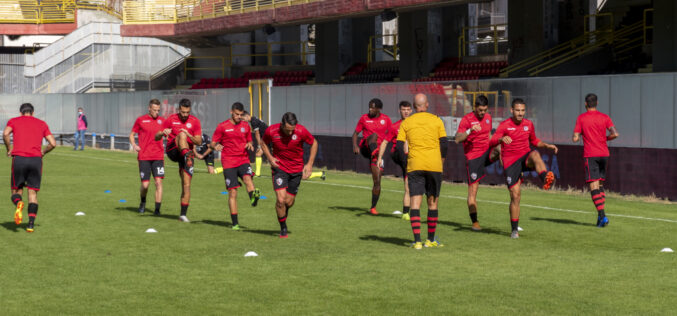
xmin=52 ymin=152 xmax=677 ymax=224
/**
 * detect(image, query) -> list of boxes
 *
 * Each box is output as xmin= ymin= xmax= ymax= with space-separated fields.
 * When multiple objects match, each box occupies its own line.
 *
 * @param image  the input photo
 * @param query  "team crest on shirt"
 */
xmin=157 ymin=120 xmax=162 ymax=124
xmin=380 ymin=119 xmax=385 ymax=125
xmin=507 ymin=176 xmax=512 ymax=184
xmin=292 ymin=134 xmax=297 ymax=140
xmin=240 ymin=127 xmax=245 ymax=133
xmin=485 ymin=119 xmax=489 ymax=124
xmin=186 ymin=123 xmax=192 ymax=128
xmin=276 ymin=178 xmax=283 ymax=185
xmin=523 ymin=126 xmax=528 ymax=131
xmin=471 ymin=173 xmax=477 ymax=180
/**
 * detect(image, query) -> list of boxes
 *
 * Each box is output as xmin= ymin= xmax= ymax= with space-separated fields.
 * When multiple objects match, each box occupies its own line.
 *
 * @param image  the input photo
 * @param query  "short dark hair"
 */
xmin=585 ymin=93 xmax=598 ymax=107
xmin=179 ymin=98 xmax=191 ymax=108
xmin=511 ymin=98 xmax=525 ymax=108
xmin=20 ymin=103 xmax=34 ymax=114
xmin=231 ymin=102 xmax=245 ymax=111
xmin=242 ymin=110 xmax=250 ymax=116
xmin=369 ymin=98 xmax=383 ymax=109
xmin=399 ymin=101 xmax=411 ymax=108
xmin=476 ymin=95 xmax=489 ymax=107
xmin=149 ymin=99 xmax=161 ymax=106
xmin=281 ymin=112 xmax=298 ymax=126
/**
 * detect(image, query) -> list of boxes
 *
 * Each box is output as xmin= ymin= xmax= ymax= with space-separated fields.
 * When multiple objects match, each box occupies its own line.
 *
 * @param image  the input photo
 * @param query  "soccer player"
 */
xmin=396 ymin=94 xmax=448 ymax=250
xmin=454 ymin=95 xmax=499 ymax=231
xmin=194 ymin=133 xmax=217 ymax=174
xmin=572 ymin=93 xmax=618 ymax=227
xmin=489 ymin=98 xmax=558 ymax=239
xmin=352 ymin=98 xmax=392 ymax=215
xmin=3 ymin=103 xmax=56 ymax=232
xmin=377 ymin=100 xmax=413 ymax=220
xmin=242 ymin=111 xmax=267 ymax=177
xmin=129 ymin=99 xmax=165 ymax=215
xmin=211 ymin=102 xmax=261 ymax=230
xmin=156 ymin=98 xmax=202 ymax=222
xmin=261 ymin=112 xmax=318 ymax=238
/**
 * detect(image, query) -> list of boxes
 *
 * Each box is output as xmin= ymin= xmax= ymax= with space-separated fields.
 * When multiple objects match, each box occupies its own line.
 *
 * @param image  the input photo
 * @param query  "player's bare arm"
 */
xmin=260 ymin=141 xmax=279 ymax=169
xmin=572 ymin=132 xmax=581 ymax=143
xmin=302 ymin=139 xmax=319 ymax=180
xmin=42 ymin=134 xmax=56 ymax=156
xmin=351 ymin=130 xmax=360 ymax=154
xmin=607 ymin=126 xmax=619 ymax=141
xmin=536 ymin=141 xmax=558 ymax=154
xmin=180 ymin=129 xmax=202 ymax=146
xmin=376 ymin=140 xmax=389 ymax=168
xmin=129 ymin=132 xmax=141 ymax=152
xmin=3 ymin=126 xmax=13 ymax=156
xmin=245 ymin=141 xmax=254 ymax=151
xmin=155 ymin=128 xmax=170 ymax=141
xmin=500 ymin=136 xmax=512 ymax=144
xmin=455 ymin=124 xmax=482 ymax=143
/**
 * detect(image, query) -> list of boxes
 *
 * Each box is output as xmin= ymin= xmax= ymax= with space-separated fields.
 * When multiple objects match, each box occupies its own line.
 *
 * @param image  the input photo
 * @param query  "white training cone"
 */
xmin=518 ymin=227 xmax=524 ymax=232
xmin=75 ymin=212 xmax=85 ymax=216
xmin=660 ymin=248 xmax=674 ymax=253
xmin=392 ymin=210 xmax=403 ymax=215
xmin=244 ymin=251 xmax=258 ymax=257
xmin=145 ymin=228 xmax=158 ymax=233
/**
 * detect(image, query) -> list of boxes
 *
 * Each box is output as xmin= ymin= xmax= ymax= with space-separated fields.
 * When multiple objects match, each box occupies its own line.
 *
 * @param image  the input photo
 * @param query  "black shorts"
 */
xmin=407 ymin=170 xmax=442 ymax=197
xmin=466 ymin=149 xmax=495 ymax=185
xmin=11 ymin=156 xmax=42 ymax=191
xmin=224 ymin=163 xmax=253 ymax=190
xmin=504 ymin=152 xmax=533 ymax=188
xmin=359 ymin=141 xmax=372 ymax=159
xmin=584 ymin=156 xmax=608 ymax=183
xmin=138 ymin=160 xmax=165 ymax=181
xmin=166 ymin=146 xmax=193 ymax=176
xmin=389 ymin=144 xmax=407 ymax=177
xmin=272 ymin=167 xmax=302 ymax=195
xmin=203 ymin=152 xmax=215 ymax=167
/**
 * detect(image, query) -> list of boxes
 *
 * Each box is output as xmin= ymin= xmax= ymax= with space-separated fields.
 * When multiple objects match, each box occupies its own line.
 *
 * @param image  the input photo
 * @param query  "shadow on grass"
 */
xmin=197 ymin=219 xmax=235 ymax=228
xmin=437 ymin=220 xmax=508 ymax=236
xmin=115 ymin=206 xmax=140 ymax=213
xmin=329 ymin=205 xmax=400 ymax=218
xmin=0 ymin=221 xmax=23 ymax=232
xmin=114 ymin=207 xmax=180 ymax=221
xmin=240 ymin=229 xmax=285 ymax=237
xmin=359 ymin=235 xmax=411 ymax=247
xmin=531 ymin=217 xmax=595 ymax=227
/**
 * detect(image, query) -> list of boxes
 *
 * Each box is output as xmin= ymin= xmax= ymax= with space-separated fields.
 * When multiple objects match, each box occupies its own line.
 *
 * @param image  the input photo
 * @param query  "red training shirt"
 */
xmin=6 ymin=116 xmax=51 ymax=157
xmin=163 ymin=113 xmax=202 ymax=149
xmin=263 ymin=123 xmax=315 ymax=174
xmin=457 ymin=112 xmax=492 ymax=160
xmin=212 ymin=119 xmax=252 ymax=169
xmin=354 ymin=113 xmax=392 ymax=146
xmin=132 ymin=114 xmax=165 ymax=160
xmin=489 ymin=118 xmax=540 ymax=168
xmin=573 ymin=110 xmax=614 ymax=158
xmin=386 ymin=119 xmax=403 ymax=153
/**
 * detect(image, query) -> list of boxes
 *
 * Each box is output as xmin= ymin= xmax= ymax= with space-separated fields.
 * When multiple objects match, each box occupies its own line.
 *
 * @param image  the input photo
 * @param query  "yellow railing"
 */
xmin=122 ymin=0 xmax=318 ymax=25
xmin=367 ymin=34 xmax=398 ymax=64
xmin=183 ymin=56 xmax=225 ymax=80
xmin=0 ymin=0 xmax=121 ymax=24
xmin=458 ymin=23 xmax=507 ymax=58
xmin=643 ymin=8 xmax=653 ymax=45
xmin=229 ymin=41 xmax=313 ymax=66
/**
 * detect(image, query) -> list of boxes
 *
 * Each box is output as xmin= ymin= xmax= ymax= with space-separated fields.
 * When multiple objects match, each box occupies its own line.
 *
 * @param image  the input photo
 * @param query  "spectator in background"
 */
xmin=75 ymin=107 xmax=88 ymax=150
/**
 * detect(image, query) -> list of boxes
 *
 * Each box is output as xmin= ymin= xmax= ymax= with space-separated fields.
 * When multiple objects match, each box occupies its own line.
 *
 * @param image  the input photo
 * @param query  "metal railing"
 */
xmin=643 ymin=8 xmax=653 ymax=45
xmin=183 ymin=56 xmax=225 ymax=80
xmin=458 ymin=23 xmax=507 ymax=57
xmin=122 ymin=0 xmax=318 ymax=25
xmin=0 ymin=0 xmax=121 ymax=24
xmin=367 ymin=34 xmax=398 ymax=65
xmin=230 ymin=41 xmax=313 ymax=66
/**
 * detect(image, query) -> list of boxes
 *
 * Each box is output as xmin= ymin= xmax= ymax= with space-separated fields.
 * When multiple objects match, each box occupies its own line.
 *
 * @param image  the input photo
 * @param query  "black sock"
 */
xmin=371 ymin=193 xmax=380 ymax=209
xmin=154 ymin=202 xmax=161 ymax=213
xmin=403 ymin=206 xmax=410 ymax=214
xmin=231 ymin=213 xmax=239 ymax=226
xmin=278 ymin=215 xmax=287 ymax=230
xmin=180 ymin=204 xmax=188 ymax=216
xmin=28 ymin=203 xmax=38 ymax=223
xmin=511 ymin=218 xmax=519 ymax=231
xmin=141 ymin=196 xmax=147 ymax=203
xmin=248 ymin=191 xmax=253 ymax=199
xmin=538 ymin=171 xmax=547 ymax=182
xmin=11 ymin=194 xmax=21 ymax=206
xmin=410 ymin=209 xmax=421 ymax=243
xmin=427 ymin=210 xmax=438 ymax=241
xmin=470 ymin=212 xmax=478 ymax=223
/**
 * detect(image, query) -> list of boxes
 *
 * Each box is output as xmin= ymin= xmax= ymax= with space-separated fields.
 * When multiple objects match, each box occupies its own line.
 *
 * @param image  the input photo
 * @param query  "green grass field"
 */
xmin=0 ymin=147 xmax=675 ymax=314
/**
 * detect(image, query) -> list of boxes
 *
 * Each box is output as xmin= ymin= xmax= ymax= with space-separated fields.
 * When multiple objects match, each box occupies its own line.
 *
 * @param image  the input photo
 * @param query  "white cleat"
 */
xmin=178 ymin=215 xmax=190 ymax=223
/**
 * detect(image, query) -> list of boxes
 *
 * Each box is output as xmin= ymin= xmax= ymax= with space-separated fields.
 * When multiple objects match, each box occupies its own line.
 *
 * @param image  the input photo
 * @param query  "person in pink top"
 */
xmin=75 ymin=107 xmax=88 ymax=150
xmin=489 ymin=98 xmax=558 ymax=239
xmin=351 ymin=98 xmax=392 ymax=215
xmin=3 ymin=103 xmax=56 ymax=233
xmin=572 ymin=93 xmax=618 ymax=227
xmin=129 ymin=99 xmax=165 ymax=215
xmin=211 ymin=102 xmax=261 ymax=230
xmin=454 ymin=95 xmax=500 ymax=231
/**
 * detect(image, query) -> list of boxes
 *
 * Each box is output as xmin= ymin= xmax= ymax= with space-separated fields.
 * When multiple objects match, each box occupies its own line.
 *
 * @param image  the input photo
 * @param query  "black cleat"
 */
xmin=153 ymin=210 xmax=161 ymax=216
xmin=138 ymin=203 xmax=146 ymax=214
xmin=26 ymin=222 xmax=34 ymax=233
xmin=279 ymin=227 xmax=288 ymax=238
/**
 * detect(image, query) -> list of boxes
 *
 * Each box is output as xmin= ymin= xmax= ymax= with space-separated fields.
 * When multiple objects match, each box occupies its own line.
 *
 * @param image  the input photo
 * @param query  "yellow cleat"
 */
xmin=402 ymin=213 xmax=410 ymax=221
xmin=412 ymin=242 xmax=423 ymax=250
xmin=424 ymin=239 xmax=444 ymax=248
xmin=214 ymin=167 xmax=224 ymax=174
xmin=14 ymin=201 xmax=24 ymax=225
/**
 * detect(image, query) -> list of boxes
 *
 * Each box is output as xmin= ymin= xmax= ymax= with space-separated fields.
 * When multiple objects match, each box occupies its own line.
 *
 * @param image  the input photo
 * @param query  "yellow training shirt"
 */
xmin=396 ymin=111 xmax=447 ymax=173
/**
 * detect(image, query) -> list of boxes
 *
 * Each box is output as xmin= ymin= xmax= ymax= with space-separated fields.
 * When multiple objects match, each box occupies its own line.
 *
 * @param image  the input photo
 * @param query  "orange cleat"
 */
xmin=542 ymin=171 xmax=555 ymax=190
xmin=471 ymin=222 xmax=482 ymax=231
xmin=14 ymin=201 xmax=24 ymax=225
xmin=369 ymin=208 xmax=379 ymax=215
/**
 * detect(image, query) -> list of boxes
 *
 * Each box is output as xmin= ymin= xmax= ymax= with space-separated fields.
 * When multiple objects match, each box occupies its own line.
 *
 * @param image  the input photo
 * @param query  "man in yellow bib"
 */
xmin=396 ymin=93 xmax=448 ymax=250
